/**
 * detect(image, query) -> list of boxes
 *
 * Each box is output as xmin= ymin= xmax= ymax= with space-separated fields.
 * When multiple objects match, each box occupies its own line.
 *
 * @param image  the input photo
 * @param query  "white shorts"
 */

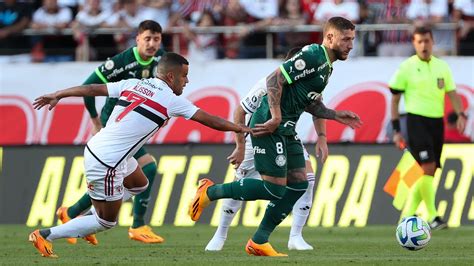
xmin=84 ymin=147 xmax=138 ymax=201
xmin=235 ymin=140 xmax=309 ymax=180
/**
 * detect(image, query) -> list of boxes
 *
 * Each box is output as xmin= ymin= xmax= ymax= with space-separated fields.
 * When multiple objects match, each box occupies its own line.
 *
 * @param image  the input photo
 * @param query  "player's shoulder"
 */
xmin=100 ymin=47 xmax=134 ymax=69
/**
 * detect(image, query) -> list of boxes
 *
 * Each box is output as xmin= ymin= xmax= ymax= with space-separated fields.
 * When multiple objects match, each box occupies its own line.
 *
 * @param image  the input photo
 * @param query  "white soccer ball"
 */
xmin=396 ymin=216 xmax=431 ymax=251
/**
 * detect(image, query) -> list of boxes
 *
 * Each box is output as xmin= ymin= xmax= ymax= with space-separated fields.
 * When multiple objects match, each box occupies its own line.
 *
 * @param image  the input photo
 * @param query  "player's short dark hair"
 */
xmin=138 ymin=20 xmax=162 ymax=34
xmin=323 ymin=16 xmax=355 ymax=35
xmin=413 ymin=26 xmax=433 ymax=39
xmin=285 ymin=46 xmax=303 ymax=60
xmin=158 ymin=52 xmax=189 ymax=74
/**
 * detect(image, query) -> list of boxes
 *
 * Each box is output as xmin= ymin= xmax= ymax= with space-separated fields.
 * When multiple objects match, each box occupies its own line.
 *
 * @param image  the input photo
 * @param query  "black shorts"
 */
xmin=406 ymin=113 xmax=444 ymax=168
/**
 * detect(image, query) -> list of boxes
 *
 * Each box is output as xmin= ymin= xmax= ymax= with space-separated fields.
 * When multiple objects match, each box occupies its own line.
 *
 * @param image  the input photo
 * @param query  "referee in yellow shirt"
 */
xmin=389 ymin=26 xmax=467 ymax=230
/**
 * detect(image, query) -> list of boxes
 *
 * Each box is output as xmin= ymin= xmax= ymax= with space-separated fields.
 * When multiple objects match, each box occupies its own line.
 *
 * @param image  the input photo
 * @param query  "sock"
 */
xmin=407 ymin=179 xmax=422 ymax=215
xmin=419 ymin=175 xmax=438 ymax=221
xmin=132 ymin=162 xmax=156 ymax=228
xmin=207 ymin=179 xmax=286 ymax=201
xmin=214 ymin=199 xmax=243 ymax=239
xmin=253 ymin=181 xmax=308 ymax=244
xmin=67 ymin=193 xmax=92 ymax=218
xmin=43 ymin=214 xmax=115 ymax=241
xmin=290 ymin=175 xmax=315 ymax=238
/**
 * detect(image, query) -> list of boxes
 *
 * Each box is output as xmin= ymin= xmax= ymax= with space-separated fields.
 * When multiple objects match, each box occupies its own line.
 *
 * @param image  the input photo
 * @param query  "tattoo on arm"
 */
xmin=266 ymin=70 xmax=286 ymax=108
xmin=306 ymin=100 xmax=336 ymax=120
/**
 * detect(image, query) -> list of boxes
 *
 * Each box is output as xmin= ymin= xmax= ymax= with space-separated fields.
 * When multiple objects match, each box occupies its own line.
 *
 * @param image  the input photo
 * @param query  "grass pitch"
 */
xmin=0 ymin=225 xmax=473 ymax=265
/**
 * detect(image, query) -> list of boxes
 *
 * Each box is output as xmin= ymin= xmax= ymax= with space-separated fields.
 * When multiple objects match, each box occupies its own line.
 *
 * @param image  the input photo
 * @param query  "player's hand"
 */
xmin=33 ymin=93 xmax=59 ymax=110
xmin=252 ymin=117 xmax=281 ymax=137
xmin=91 ymin=117 xmax=103 ymax=136
xmin=393 ymin=132 xmax=406 ymax=150
xmin=316 ymin=135 xmax=328 ymax=164
xmin=335 ymin=110 xmax=363 ymax=129
xmin=227 ymin=146 xmax=245 ymax=169
xmin=237 ymin=125 xmax=251 ymax=134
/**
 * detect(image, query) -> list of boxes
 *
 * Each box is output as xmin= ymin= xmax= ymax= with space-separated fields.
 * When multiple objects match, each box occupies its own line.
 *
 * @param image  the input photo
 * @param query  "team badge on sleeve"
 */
xmin=105 ymin=59 xmax=114 ymax=70
xmin=295 ymin=59 xmax=306 ymax=70
xmin=437 ymin=78 xmax=445 ymax=89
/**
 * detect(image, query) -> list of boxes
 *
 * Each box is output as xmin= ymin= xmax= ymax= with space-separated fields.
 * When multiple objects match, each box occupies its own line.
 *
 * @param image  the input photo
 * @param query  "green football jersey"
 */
xmin=83 ymin=46 xmax=165 ymax=121
xmin=251 ymin=44 xmax=333 ymax=135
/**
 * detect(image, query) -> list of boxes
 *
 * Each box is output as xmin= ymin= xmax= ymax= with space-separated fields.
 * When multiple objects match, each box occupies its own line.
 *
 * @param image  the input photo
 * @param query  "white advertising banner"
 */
xmin=1 ymin=57 xmax=473 ymax=144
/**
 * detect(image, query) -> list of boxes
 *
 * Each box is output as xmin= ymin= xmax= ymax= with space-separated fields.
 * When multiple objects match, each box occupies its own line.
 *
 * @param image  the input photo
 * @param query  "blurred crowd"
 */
xmin=0 ymin=0 xmax=473 ymax=61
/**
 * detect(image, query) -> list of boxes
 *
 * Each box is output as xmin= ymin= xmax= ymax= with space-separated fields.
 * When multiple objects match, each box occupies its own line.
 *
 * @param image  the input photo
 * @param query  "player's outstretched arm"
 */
xmin=33 ymin=84 xmax=108 ymax=111
xmin=190 ymin=109 xmax=251 ymax=133
xmin=227 ymin=105 xmax=247 ymax=168
xmin=304 ymin=100 xmax=362 ymax=129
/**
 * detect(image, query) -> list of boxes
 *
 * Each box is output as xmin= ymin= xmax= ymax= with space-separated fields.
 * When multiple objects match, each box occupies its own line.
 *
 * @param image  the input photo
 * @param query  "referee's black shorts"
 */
xmin=406 ymin=113 xmax=444 ymax=168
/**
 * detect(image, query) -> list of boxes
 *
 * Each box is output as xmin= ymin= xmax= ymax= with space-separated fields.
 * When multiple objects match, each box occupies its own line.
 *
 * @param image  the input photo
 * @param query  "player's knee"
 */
xmin=95 ymin=213 xmax=117 ymax=231
xmin=263 ymin=180 xmax=287 ymax=200
xmin=127 ymin=181 xmax=149 ymax=196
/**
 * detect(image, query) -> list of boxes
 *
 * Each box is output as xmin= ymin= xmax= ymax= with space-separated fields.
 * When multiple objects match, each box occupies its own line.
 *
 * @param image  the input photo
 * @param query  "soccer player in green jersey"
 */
xmin=56 ymin=20 xmax=166 ymax=245
xmin=389 ymin=26 xmax=467 ymax=230
xmin=188 ymin=16 xmax=360 ymax=256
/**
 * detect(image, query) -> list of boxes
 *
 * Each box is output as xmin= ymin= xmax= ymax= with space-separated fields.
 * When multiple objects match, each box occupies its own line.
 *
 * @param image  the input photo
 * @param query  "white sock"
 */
xmin=214 ymin=199 xmax=242 ymax=239
xmin=290 ymin=174 xmax=315 ymax=237
xmin=46 ymin=213 xmax=115 ymax=241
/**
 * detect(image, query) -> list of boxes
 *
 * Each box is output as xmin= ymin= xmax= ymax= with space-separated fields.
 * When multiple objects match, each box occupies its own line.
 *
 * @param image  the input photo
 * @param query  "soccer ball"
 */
xmin=396 ymin=216 xmax=431 ymax=250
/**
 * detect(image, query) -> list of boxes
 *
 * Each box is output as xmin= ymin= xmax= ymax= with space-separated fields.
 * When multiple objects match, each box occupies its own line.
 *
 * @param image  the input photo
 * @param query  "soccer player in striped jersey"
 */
xmin=29 ymin=53 xmax=251 ymax=258
xmin=56 ymin=20 xmax=167 ymax=245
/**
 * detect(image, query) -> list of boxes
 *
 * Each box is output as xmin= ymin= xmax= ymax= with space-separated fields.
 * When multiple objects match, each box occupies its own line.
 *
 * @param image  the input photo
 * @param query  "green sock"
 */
xmin=252 ymin=181 xmax=308 ymax=244
xmin=132 ymin=162 xmax=157 ymax=229
xmin=406 ymin=180 xmax=422 ymax=215
xmin=67 ymin=193 xmax=92 ymax=218
xmin=207 ymin=179 xmax=286 ymax=201
xmin=419 ymin=175 xmax=438 ymax=221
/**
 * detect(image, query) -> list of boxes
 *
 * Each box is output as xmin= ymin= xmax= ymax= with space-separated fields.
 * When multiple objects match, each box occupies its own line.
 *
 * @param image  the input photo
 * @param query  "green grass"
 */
xmin=1 ymin=225 xmax=473 ymax=265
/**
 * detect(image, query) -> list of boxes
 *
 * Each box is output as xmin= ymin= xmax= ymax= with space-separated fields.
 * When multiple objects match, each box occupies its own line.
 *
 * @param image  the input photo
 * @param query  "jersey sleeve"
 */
xmin=94 ymin=52 xmax=126 ymax=83
xmin=106 ymin=79 xmax=140 ymax=98
xmin=389 ymin=63 xmax=407 ymax=91
xmin=82 ymin=71 xmax=106 ymax=118
xmin=168 ymin=96 xmax=199 ymax=119
xmin=240 ymin=78 xmax=267 ymax=114
xmin=279 ymin=45 xmax=323 ymax=85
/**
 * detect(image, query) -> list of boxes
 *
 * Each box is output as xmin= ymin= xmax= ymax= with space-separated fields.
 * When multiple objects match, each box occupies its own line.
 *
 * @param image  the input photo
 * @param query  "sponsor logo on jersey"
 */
xmin=105 ymin=60 xmax=114 ymax=70
xmin=307 ymin=91 xmax=321 ymax=101
xmin=107 ymin=67 xmax=125 ymax=80
xmin=275 ymin=155 xmax=286 ymax=167
xmin=253 ymin=146 xmax=266 ymax=154
xmin=294 ymin=68 xmax=315 ymax=81
xmin=283 ymin=121 xmax=296 ymax=128
xmin=317 ymin=62 xmax=329 ymax=72
xmin=129 ymin=71 xmax=137 ymax=78
xmin=295 ymin=59 xmax=306 ymax=70
xmin=320 ymin=74 xmax=326 ymax=82
xmin=419 ymin=150 xmax=429 ymax=160
xmin=140 ymin=79 xmax=161 ymax=90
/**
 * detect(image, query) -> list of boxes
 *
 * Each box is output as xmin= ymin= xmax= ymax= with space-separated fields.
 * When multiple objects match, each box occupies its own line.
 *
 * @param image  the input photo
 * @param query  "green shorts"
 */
xmin=250 ymin=134 xmax=305 ymax=177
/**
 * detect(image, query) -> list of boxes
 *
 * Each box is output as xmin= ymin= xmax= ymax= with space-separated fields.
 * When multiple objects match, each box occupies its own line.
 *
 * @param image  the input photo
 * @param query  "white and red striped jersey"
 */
xmin=87 ymin=78 xmax=199 ymax=168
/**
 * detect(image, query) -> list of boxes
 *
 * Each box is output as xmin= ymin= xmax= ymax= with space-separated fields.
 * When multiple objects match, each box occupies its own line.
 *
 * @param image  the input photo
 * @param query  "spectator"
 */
xmin=144 ymin=0 xmax=171 ymax=30
xmin=31 ymin=0 xmax=74 ymax=62
xmin=313 ymin=0 xmax=360 ymax=23
xmin=0 ymin=0 xmax=31 ymax=56
xmin=274 ymin=0 xmax=312 ymax=57
xmin=72 ymin=0 xmax=114 ymax=60
xmin=238 ymin=0 xmax=278 ymax=58
xmin=220 ymin=0 xmax=250 ymax=58
xmin=407 ymin=0 xmax=455 ymax=55
xmin=453 ymin=0 xmax=474 ymax=55
xmin=182 ymin=10 xmax=219 ymax=61
xmin=78 ymin=0 xmax=117 ymax=13
xmin=376 ymin=0 xmax=413 ymax=56
xmin=445 ymin=112 xmax=471 ymax=142
xmin=105 ymin=0 xmax=155 ymax=51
